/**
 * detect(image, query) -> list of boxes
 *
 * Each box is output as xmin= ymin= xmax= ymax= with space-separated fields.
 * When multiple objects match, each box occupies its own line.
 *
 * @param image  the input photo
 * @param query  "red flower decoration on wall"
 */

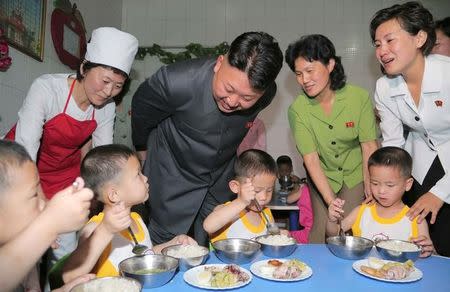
xmin=0 ymin=28 xmax=12 ymax=71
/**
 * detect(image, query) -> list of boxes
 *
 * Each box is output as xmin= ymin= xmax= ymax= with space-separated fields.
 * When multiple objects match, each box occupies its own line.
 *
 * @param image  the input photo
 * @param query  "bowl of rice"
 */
xmin=70 ymin=276 xmax=141 ymax=292
xmin=254 ymin=234 xmax=297 ymax=258
xmin=119 ymin=254 xmax=178 ymax=289
xmin=161 ymin=244 xmax=209 ymax=271
xmin=376 ymin=239 xmax=421 ymax=262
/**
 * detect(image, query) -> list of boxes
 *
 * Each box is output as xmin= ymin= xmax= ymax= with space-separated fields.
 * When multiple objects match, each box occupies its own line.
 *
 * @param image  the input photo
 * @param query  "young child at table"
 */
xmin=276 ymin=155 xmax=314 ymax=243
xmin=276 ymin=155 xmax=302 ymax=203
xmin=62 ymin=144 xmax=196 ymax=282
xmin=0 ymin=140 xmax=95 ymax=292
xmin=203 ymin=149 xmax=288 ymax=242
xmin=326 ymin=147 xmax=434 ymax=257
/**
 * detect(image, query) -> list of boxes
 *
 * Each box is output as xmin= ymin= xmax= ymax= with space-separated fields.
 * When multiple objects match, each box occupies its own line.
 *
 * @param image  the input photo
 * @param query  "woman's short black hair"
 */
xmin=370 ymin=1 xmax=436 ymax=56
xmin=76 ymin=61 xmax=129 ymax=81
xmin=285 ymin=34 xmax=346 ymax=91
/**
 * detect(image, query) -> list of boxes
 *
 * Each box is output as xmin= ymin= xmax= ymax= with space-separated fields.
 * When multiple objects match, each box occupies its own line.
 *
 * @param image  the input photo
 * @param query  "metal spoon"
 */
xmin=128 ymin=227 xmax=149 ymax=255
xmin=253 ymin=199 xmax=280 ymax=235
xmin=336 ymin=218 xmax=346 ymax=245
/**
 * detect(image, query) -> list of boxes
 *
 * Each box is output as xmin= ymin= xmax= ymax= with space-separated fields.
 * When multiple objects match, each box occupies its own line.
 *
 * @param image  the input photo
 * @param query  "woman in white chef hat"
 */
xmin=4 ymin=27 xmax=138 ymax=271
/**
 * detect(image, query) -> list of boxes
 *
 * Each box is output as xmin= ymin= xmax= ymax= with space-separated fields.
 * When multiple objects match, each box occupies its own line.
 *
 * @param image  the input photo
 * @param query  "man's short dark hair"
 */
xmin=81 ymin=144 xmax=136 ymax=200
xmin=235 ymin=149 xmax=277 ymax=179
xmin=0 ymin=140 xmax=32 ymax=193
xmin=370 ymin=1 xmax=436 ymax=55
xmin=368 ymin=146 xmax=412 ymax=178
xmin=227 ymin=32 xmax=283 ymax=92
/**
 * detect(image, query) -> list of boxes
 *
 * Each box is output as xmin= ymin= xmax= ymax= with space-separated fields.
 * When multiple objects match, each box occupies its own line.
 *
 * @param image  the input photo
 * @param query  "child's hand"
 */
xmin=279 ymin=229 xmax=290 ymax=236
xmin=172 ymin=234 xmax=197 ymax=246
xmin=411 ymin=235 xmax=435 ymax=258
xmin=53 ymin=274 xmax=96 ymax=292
xmin=102 ymin=201 xmax=132 ymax=234
xmin=237 ymin=178 xmax=256 ymax=206
xmin=328 ymin=198 xmax=345 ymax=223
xmin=44 ymin=177 xmax=93 ymax=234
xmin=291 ymin=175 xmax=301 ymax=184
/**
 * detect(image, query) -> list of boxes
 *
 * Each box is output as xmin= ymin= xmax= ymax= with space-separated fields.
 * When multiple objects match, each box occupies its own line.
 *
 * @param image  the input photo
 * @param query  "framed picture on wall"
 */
xmin=0 ymin=0 xmax=46 ymax=61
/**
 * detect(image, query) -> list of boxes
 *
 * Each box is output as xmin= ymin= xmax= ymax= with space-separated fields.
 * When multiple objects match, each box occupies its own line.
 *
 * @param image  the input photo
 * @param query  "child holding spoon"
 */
xmin=62 ymin=144 xmax=196 ymax=282
xmin=204 ymin=149 xmax=289 ymax=242
xmin=0 ymin=140 xmax=94 ymax=291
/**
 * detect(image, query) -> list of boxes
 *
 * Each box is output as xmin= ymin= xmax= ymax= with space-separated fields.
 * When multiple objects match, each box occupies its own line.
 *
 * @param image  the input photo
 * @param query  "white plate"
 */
xmin=183 ymin=264 xmax=252 ymax=290
xmin=352 ymin=259 xmax=423 ymax=283
xmin=250 ymin=259 xmax=313 ymax=282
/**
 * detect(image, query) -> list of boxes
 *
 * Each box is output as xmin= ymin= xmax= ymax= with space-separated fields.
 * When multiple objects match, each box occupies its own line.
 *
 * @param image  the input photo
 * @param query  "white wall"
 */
xmin=0 ymin=0 xmax=123 ymax=135
xmin=121 ymin=0 xmax=450 ymax=178
xmin=1 ymin=0 xmax=449 ymax=178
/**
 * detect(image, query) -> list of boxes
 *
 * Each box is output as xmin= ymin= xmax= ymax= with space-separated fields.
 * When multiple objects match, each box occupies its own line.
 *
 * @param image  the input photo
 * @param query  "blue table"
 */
xmin=144 ymin=244 xmax=450 ymax=292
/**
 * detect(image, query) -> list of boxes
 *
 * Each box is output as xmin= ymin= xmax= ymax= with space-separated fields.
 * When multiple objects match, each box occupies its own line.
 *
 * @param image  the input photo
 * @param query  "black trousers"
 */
xmin=148 ymin=190 xmax=219 ymax=247
xmin=403 ymin=156 xmax=450 ymax=257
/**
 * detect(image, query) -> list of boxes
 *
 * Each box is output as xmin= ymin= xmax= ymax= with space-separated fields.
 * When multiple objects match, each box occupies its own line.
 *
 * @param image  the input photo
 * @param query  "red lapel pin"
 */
xmin=245 ymin=121 xmax=254 ymax=129
xmin=345 ymin=121 xmax=354 ymax=128
xmin=434 ymin=100 xmax=443 ymax=107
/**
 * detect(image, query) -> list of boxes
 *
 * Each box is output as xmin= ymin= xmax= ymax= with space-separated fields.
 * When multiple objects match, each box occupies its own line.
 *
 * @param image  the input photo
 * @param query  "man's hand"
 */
xmin=407 ymin=192 xmax=444 ymax=224
xmin=172 ymin=234 xmax=197 ymax=245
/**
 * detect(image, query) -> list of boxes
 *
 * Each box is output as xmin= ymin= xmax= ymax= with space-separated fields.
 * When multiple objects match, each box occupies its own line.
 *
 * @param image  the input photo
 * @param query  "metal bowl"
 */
xmin=118 ymin=254 xmax=178 ymax=289
xmin=70 ymin=276 xmax=141 ymax=292
xmin=376 ymin=239 xmax=421 ymax=262
xmin=212 ymin=238 xmax=261 ymax=264
xmin=326 ymin=236 xmax=374 ymax=260
xmin=161 ymin=244 xmax=209 ymax=271
xmin=254 ymin=234 xmax=297 ymax=258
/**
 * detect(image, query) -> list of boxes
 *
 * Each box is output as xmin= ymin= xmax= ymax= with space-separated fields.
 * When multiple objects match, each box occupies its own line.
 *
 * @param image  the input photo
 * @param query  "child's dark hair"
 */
xmin=81 ymin=144 xmax=137 ymax=200
xmin=276 ymin=155 xmax=293 ymax=167
xmin=0 ymin=140 xmax=32 ymax=193
xmin=285 ymin=34 xmax=346 ymax=91
xmin=370 ymin=1 xmax=436 ymax=56
xmin=234 ymin=149 xmax=277 ymax=179
xmin=368 ymin=146 xmax=412 ymax=178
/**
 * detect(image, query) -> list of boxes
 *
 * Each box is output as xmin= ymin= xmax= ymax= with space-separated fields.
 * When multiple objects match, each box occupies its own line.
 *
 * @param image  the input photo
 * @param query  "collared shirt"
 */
xmin=375 ymin=55 xmax=450 ymax=203
xmin=288 ymin=84 xmax=377 ymax=193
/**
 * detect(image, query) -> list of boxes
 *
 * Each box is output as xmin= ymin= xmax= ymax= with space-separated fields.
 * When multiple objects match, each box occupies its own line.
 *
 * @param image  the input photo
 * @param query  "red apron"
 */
xmin=5 ymin=79 xmax=97 ymax=199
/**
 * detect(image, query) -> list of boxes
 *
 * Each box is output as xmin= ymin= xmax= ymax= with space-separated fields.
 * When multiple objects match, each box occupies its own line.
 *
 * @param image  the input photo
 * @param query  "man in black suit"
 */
xmin=132 ymin=32 xmax=283 ymax=246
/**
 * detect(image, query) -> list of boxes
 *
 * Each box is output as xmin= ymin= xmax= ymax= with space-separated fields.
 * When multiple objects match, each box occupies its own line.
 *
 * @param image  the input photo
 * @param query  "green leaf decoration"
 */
xmin=135 ymin=42 xmax=229 ymax=64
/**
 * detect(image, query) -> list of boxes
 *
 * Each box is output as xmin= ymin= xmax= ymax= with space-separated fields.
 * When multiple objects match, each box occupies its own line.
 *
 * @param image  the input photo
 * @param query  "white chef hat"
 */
xmin=84 ymin=27 xmax=138 ymax=75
